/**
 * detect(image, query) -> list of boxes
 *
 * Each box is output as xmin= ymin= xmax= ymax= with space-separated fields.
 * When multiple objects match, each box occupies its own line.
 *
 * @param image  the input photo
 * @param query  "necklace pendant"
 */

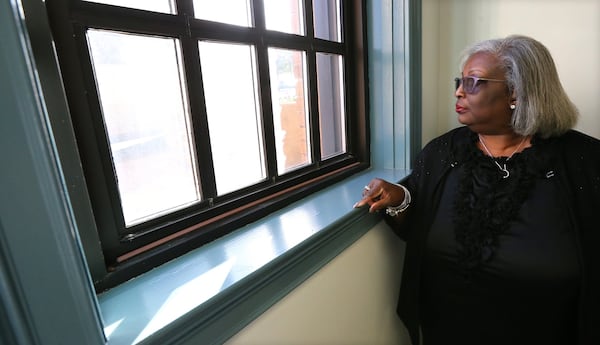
xmin=500 ymin=164 xmax=510 ymax=179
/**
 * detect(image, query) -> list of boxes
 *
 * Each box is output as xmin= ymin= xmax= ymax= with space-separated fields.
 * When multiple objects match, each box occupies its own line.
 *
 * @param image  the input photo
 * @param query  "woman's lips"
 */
xmin=455 ymin=105 xmax=467 ymax=114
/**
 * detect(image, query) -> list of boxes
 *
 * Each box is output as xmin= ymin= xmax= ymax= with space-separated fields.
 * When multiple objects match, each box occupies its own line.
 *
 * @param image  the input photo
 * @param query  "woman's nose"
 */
xmin=455 ymin=82 xmax=465 ymax=98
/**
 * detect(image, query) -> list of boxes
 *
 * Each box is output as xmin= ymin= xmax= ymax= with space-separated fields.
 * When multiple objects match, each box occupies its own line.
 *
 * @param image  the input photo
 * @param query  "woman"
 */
xmin=355 ymin=35 xmax=600 ymax=345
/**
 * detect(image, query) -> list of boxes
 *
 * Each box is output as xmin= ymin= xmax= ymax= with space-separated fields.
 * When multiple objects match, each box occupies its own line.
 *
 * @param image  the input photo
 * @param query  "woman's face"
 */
xmin=455 ymin=52 xmax=514 ymax=135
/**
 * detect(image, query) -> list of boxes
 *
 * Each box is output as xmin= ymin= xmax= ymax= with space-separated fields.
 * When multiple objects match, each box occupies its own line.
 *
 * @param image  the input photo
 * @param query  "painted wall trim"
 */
xmin=407 ymin=0 xmax=423 ymax=163
xmin=0 ymin=1 xmax=105 ymax=344
xmin=367 ymin=0 xmax=421 ymax=170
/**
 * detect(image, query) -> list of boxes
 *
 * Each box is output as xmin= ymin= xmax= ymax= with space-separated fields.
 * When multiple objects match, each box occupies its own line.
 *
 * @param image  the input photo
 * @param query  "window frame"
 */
xmin=45 ymin=0 xmax=370 ymax=291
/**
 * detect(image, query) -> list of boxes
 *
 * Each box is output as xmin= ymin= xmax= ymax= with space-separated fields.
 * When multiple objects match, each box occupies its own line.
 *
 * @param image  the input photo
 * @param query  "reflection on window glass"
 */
xmin=264 ymin=0 xmax=304 ymax=35
xmin=87 ymin=30 xmax=200 ymax=226
xmin=84 ymin=0 xmax=176 ymax=14
xmin=199 ymin=42 xmax=266 ymax=195
xmin=313 ymin=0 xmax=341 ymax=42
xmin=268 ymin=48 xmax=311 ymax=174
xmin=317 ymin=53 xmax=346 ymax=159
xmin=193 ymin=0 xmax=252 ymax=27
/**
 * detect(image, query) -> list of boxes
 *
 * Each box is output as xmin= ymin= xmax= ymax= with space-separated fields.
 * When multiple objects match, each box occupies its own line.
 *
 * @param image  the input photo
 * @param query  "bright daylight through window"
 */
xmin=46 ymin=0 xmax=368 ymax=291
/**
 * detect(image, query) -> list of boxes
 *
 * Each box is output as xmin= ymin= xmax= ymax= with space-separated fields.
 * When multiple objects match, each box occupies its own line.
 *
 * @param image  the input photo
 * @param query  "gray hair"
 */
xmin=460 ymin=35 xmax=578 ymax=138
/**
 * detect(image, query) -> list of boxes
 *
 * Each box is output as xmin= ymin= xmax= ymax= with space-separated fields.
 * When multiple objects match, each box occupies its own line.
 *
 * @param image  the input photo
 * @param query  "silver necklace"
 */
xmin=478 ymin=134 xmax=527 ymax=179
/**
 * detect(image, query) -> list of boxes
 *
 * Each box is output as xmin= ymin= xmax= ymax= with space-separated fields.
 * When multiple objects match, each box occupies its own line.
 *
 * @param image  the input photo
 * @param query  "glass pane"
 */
xmin=269 ymin=48 xmax=311 ymax=174
xmin=87 ymin=30 xmax=200 ymax=226
xmin=199 ymin=42 xmax=266 ymax=195
xmin=317 ymin=53 xmax=346 ymax=159
xmin=313 ymin=0 xmax=341 ymax=42
xmin=84 ymin=0 xmax=175 ymax=14
xmin=264 ymin=0 xmax=304 ymax=35
xmin=193 ymin=0 xmax=252 ymax=27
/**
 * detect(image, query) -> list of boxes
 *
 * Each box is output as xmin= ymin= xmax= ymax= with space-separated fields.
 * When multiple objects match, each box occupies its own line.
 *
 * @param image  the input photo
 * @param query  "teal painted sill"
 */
xmin=97 ymin=168 xmax=409 ymax=345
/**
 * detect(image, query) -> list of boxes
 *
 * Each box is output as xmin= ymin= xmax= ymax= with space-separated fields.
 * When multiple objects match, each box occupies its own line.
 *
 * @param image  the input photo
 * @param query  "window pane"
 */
xmin=199 ymin=42 xmax=266 ymax=195
xmin=87 ymin=30 xmax=200 ymax=226
xmin=313 ymin=0 xmax=341 ymax=42
xmin=193 ymin=0 xmax=252 ymax=27
xmin=269 ymin=48 xmax=311 ymax=174
xmin=84 ymin=0 xmax=175 ymax=14
xmin=264 ymin=0 xmax=304 ymax=35
xmin=317 ymin=53 xmax=346 ymax=159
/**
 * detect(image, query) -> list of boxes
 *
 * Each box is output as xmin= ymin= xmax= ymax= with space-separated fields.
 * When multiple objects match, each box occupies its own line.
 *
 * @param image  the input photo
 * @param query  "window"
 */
xmin=46 ymin=0 xmax=368 ymax=290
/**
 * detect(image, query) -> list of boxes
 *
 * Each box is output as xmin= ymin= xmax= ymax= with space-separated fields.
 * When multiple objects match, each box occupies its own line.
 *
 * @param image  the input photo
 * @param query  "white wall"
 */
xmin=225 ymin=222 xmax=410 ymax=345
xmin=422 ymin=0 xmax=442 ymax=144
xmin=423 ymin=0 xmax=600 ymax=144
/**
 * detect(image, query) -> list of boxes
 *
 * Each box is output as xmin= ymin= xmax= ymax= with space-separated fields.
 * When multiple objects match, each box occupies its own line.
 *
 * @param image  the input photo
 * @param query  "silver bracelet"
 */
xmin=385 ymin=183 xmax=411 ymax=217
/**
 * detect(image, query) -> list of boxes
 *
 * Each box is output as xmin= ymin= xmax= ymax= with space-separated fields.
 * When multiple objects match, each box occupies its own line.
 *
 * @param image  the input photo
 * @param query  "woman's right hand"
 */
xmin=353 ymin=178 xmax=407 ymax=213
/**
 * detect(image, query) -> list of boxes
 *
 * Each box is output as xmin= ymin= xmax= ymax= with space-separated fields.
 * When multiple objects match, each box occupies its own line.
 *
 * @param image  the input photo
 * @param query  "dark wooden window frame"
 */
xmin=46 ymin=0 xmax=369 ymax=292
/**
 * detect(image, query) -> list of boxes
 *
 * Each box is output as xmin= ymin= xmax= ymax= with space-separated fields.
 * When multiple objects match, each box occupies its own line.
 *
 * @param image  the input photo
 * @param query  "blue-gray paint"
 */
xmin=0 ymin=1 xmax=104 ymax=344
xmin=368 ymin=0 xmax=416 ymax=170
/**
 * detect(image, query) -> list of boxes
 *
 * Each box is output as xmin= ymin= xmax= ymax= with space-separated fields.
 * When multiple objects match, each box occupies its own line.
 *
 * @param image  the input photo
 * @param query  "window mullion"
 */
xmin=255 ymin=39 xmax=279 ymax=181
xmin=305 ymin=0 xmax=315 ymax=38
xmin=306 ymin=49 xmax=322 ymax=166
xmin=249 ymin=0 xmax=280 ymax=180
xmin=180 ymin=35 xmax=218 ymax=200
xmin=176 ymin=0 xmax=217 ymax=202
xmin=175 ymin=0 xmax=194 ymax=15
xmin=177 ymin=1 xmax=219 ymax=201
xmin=305 ymin=0 xmax=320 ymax=166
xmin=252 ymin=0 xmax=266 ymax=30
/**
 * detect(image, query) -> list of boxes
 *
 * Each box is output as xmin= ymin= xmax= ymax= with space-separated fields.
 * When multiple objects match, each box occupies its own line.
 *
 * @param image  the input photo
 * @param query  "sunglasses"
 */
xmin=454 ymin=76 xmax=506 ymax=94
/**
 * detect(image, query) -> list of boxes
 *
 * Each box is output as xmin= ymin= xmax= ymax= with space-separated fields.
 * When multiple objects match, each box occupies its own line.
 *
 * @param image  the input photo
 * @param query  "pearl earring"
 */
xmin=510 ymin=104 xmax=516 ymax=110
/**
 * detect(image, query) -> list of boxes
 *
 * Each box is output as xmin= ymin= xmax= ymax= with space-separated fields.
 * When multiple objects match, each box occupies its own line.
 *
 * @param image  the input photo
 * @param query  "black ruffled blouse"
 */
xmin=420 ymin=134 xmax=581 ymax=345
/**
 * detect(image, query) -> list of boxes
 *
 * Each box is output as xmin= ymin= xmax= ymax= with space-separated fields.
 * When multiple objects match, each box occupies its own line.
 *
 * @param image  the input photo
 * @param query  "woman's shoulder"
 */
xmin=557 ymin=130 xmax=600 ymax=156
xmin=422 ymin=126 xmax=472 ymax=151
xmin=560 ymin=130 xmax=600 ymax=146
xmin=413 ymin=126 xmax=473 ymax=171
xmin=552 ymin=130 xmax=600 ymax=174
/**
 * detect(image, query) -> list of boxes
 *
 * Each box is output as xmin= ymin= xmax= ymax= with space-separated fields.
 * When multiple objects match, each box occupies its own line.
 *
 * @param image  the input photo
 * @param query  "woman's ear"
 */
xmin=510 ymin=90 xmax=517 ymax=104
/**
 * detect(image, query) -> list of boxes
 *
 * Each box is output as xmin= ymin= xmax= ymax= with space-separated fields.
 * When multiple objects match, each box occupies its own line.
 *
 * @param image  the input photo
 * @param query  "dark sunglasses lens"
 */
xmin=463 ymin=77 xmax=475 ymax=93
xmin=455 ymin=77 xmax=476 ymax=93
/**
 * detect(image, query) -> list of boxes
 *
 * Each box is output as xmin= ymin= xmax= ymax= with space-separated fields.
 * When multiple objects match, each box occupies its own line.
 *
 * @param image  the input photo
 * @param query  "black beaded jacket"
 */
xmin=389 ymin=126 xmax=600 ymax=345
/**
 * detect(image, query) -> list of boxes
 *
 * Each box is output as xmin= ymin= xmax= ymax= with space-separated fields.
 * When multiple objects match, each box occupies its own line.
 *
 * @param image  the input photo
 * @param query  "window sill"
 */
xmin=97 ymin=167 xmax=409 ymax=345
